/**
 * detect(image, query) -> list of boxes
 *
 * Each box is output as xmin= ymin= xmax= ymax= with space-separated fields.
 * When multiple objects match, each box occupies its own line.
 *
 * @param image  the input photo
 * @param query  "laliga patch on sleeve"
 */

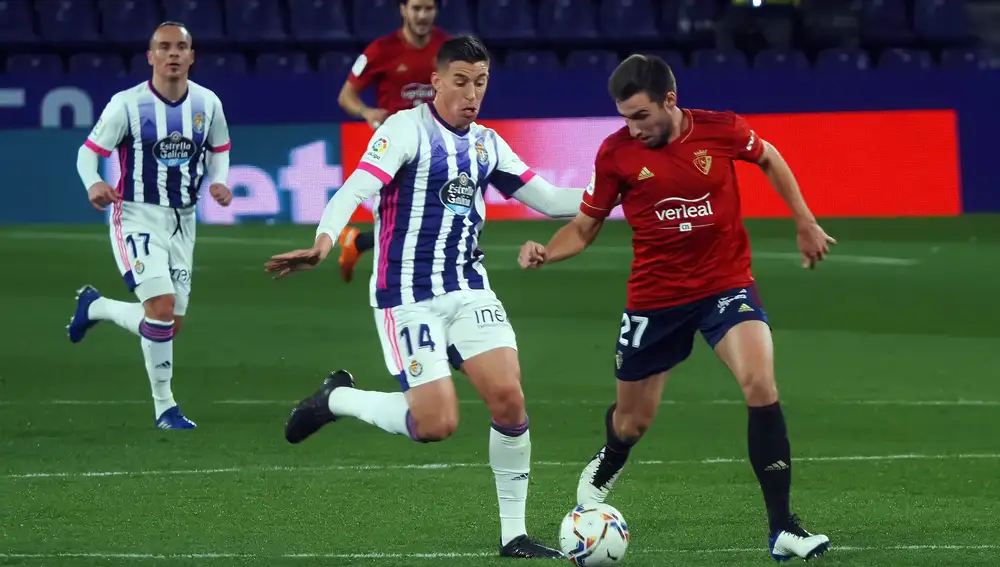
xmin=91 ymin=117 xmax=104 ymax=137
xmin=351 ymin=54 xmax=368 ymax=77
xmin=585 ymin=169 xmax=596 ymax=195
xmin=746 ymin=129 xmax=756 ymax=151
xmin=367 ymin=137 xmax=388 ymax=161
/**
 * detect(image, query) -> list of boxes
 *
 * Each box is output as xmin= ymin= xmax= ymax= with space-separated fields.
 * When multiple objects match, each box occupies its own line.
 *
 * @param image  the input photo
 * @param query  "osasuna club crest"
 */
xmin=693 ymin=149 xmax=712 ymax=175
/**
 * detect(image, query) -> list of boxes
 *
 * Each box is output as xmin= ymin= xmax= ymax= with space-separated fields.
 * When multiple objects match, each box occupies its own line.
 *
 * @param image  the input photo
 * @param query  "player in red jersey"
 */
xmin=335 ymin=0 xmax=448 ymax=283
xmin=517 ymin=54 xmax=835 ymax=561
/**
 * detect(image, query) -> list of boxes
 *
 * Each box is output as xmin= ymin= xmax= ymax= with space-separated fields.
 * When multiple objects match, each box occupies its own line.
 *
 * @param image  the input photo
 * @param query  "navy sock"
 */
xmin=748 ymin=402 xmax=792 ymax=534
xmin=603 ymin=403 xmax=634 ymax=465
xmin=355 ymin=231 xmax=375 ymax=253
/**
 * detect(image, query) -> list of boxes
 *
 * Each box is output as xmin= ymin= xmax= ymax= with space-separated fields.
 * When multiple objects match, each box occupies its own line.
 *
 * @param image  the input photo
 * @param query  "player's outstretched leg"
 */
xmin=284 ymin=370 xmax=421 ymax=443
xmin=67 ymin=285 xmax=146 ymax=341
xmin=336 ymin=226 xmax=375 ymax=283
xmin=712 ymin=319 xmax=829 ymax=561
xmin=462 ymin=347 xmax=563 ymax=559
xmin=578 ymin=371 xmax=668 ymax=505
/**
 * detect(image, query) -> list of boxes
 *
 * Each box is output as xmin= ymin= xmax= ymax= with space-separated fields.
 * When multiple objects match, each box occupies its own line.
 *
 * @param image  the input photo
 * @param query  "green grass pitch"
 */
xmin=1 ymin=217 xmax=999 ymax=566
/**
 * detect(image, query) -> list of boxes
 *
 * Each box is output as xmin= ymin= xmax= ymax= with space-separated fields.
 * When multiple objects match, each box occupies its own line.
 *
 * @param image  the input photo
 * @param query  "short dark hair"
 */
xmin=608 ymin=54 xmax=676 ymax=103
xmin=399 ymin=0 xmax=437 ymax=5
xmin=436 ymin=35 xmax=490 ymax=69
xmin=151 ymin=21 xmax=191 ymax=43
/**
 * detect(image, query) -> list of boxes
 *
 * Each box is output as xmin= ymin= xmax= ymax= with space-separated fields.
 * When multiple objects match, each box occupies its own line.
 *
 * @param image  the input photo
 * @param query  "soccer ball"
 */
xmin=558 ymin=503 xmax=630 ymax=566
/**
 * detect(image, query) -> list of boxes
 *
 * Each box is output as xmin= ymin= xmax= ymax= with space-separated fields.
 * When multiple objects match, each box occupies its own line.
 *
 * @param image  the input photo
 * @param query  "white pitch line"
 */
xmin=3 ymin=398 xmax=998 ymax=407
xmin=1 ymin=231 xmax=919 ymax=265
xmin=1 ymin=544 xmax=998 ymax=560
xmin=5 ymin=453 xmax=999 ymax=481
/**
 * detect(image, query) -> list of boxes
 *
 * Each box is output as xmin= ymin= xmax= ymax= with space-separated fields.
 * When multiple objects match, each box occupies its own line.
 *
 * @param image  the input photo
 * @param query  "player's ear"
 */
xmin=146 ymin=50 xmax=153 ymax=66
xmin=663 ymin=92 xmax=677 ymax=110
xmin=431 ymin=71 xmax=442 ymax=92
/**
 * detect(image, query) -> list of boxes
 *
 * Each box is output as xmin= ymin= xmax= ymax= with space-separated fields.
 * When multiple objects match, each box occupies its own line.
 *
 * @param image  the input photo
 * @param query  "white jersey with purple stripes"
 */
xmin=356 ymin=104 xmax=537 ymax=309
xmin=85 ymin=80 xmax=231 ymax=209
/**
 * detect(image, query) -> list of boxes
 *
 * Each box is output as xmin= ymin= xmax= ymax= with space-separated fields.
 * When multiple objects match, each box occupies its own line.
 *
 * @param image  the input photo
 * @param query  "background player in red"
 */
xmin=335 ymin=0 xmax=447 ymax=283
xmin=517 ymin=54 xmax=835 ymax=561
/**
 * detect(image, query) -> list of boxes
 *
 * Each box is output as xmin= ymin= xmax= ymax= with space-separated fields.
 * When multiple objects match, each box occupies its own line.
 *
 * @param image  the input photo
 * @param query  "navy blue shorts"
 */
xmin=614 ymin=285 xmax=770 ymax=381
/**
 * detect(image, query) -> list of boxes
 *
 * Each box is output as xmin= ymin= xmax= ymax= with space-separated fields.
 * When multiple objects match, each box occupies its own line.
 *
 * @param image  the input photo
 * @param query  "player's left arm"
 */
xmin=733 ymin=114 xmax=836 ymax=267
xmin=487 ymin=134 xmax=584 ymax=218
xmin=206 ymin=96 xmax=233 ymax=206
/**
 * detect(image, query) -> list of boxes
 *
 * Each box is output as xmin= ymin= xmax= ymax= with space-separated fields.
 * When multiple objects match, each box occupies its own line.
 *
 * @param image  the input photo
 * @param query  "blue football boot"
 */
xmin=155 ymin=406 xmax=197 ymax=430
xmin=67 ymin=285 xmax=102 ymax=343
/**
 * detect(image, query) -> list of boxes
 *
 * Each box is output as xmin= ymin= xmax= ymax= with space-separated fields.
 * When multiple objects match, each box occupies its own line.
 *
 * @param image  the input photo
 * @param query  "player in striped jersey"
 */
xmin=266 ymin=37 xmax=580 ymax=558
xmin=67 ymin=22 xmax=233 ymax=430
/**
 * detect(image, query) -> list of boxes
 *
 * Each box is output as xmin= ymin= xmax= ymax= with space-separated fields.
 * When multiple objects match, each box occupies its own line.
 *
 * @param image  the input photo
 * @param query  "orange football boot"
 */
xmin=337 ymin=226 xmax=361 ymax=283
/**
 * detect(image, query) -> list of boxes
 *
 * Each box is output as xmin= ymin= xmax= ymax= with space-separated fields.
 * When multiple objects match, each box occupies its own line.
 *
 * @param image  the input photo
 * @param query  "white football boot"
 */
xmin=576 ymin=447 xmax=625 ymax=504
xmin=769 ymin=514 xmax=831 ymax=562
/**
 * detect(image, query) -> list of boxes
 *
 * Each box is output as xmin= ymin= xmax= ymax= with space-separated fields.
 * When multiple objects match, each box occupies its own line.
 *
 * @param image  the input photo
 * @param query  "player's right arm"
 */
xmin=76 ymin=95 xmax=128 ymax=210
xmin=265 ymin=114 xmax=417 ymax=279
xmin=518 ymin=147 xmax=622 ymax=269
xmin=339 ymin=44 xmax=389 ymax=129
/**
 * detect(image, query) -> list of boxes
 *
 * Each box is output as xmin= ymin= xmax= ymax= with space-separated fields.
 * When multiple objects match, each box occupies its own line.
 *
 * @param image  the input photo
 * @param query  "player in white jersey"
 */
xmin=67 ymin=22 xmax=233 ymax=430
xmin=265 ymin=37 xmax=582 ymax=558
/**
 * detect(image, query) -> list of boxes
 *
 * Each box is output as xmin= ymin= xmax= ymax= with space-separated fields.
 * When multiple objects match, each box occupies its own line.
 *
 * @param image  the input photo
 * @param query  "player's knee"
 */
xmin=739 ymin=369 xmax=779 ymax=406
xmin=406 ymin=377 xmax=459 ymax=441
xmin=143 ymin=294 xmax=175 ymax=322
xmin=172 ymin=316 xmax=185 ymax=336
xmin=614 ymin=408 xmax=654 ymax=442
xmin=413 ymin=411 xmax=459 ymax=442
xmin=485 ymin=382 xmax=526 ymax=426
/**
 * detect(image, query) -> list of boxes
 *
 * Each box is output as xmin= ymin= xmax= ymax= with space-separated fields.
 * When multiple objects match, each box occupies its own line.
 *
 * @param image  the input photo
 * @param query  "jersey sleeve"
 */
xmin=486 ymin=132 xmax=536 ymax=199
xmin=206 ymin=96 xmax=231 ymax=153
xmin=84 ymin=95 xmax=128 ymax=157
xmin=356 ymin=113 xmax=417 ymax=185
xmin=580 ymin=143 xmax=623 ymax=219
xmin=346 ymin=42 xmax=383 ymax=93
xmin=731 ymin=113 xmax=764 ymax=163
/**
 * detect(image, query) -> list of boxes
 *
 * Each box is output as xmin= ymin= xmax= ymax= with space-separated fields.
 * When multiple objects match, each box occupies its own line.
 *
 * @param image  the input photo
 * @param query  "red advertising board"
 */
xmin=340 ymin=109 xmax=960 ymax=222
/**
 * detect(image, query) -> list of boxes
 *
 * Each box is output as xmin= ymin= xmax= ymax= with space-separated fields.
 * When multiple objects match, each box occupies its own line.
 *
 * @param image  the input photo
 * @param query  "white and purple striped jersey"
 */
xmin=356 ymin=104 xmax=537 ymax=309
xmin=84 ymin=80 xmax=231 ymax=208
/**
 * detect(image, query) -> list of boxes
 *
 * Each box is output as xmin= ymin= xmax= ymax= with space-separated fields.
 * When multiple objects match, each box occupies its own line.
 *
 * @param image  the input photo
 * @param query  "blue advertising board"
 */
xmin=0 ymin=124 xmax=344 ymax=224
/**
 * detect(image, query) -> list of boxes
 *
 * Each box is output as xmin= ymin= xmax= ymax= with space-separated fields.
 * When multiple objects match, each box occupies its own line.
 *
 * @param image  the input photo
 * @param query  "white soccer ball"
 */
xmin=558 ymin=503 xmax=630 ymax=566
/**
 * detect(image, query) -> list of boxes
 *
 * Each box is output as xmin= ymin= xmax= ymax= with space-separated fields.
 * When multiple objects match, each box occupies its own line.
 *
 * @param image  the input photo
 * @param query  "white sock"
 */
xmin=328 ymin=388 xmax=416 ymax=439
xmin=139 ymin=317 xmax=176 ymax=418
xmin=490 ymin=420 xmax=531 ymax=546
xmin=88 ymin=297 xmax=144 ymax=336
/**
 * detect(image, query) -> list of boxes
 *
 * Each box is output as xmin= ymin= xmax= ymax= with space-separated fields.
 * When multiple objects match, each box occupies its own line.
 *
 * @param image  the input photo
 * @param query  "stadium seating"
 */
xmin=0 ymin=0 xmax=986 ymax=75
xmin=288 ymin=0 xmax=351 ymax=41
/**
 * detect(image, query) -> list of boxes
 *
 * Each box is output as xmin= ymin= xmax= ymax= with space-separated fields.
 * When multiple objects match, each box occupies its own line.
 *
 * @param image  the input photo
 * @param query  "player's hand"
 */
xmin=362 ymin=108 xmax=390 ymax=130
xmin=796 ymin=221 xmax=837 ymax=269
xmin=209 ymin=183 xmax=233 ymax=207
xmin=87 ymin=181 xmax=120 ymax=211
xmin=264 ymin=247 xmax=325 ymax=279
xmin=518 ymin=241 xmax=548 ymax=269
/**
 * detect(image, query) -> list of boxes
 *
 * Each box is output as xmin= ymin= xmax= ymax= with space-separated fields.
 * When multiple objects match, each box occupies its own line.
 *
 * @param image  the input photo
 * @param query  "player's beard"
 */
xmin=407 ymin=21 xmax=431 ymax=41
xmin=647 ymin=118 xmax=673 ymax=148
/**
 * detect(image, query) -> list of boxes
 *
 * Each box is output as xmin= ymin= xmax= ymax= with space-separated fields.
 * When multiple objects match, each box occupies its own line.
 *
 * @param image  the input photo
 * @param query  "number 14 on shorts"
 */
xmin=400 ymin=324 xmax=436 ymax=356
